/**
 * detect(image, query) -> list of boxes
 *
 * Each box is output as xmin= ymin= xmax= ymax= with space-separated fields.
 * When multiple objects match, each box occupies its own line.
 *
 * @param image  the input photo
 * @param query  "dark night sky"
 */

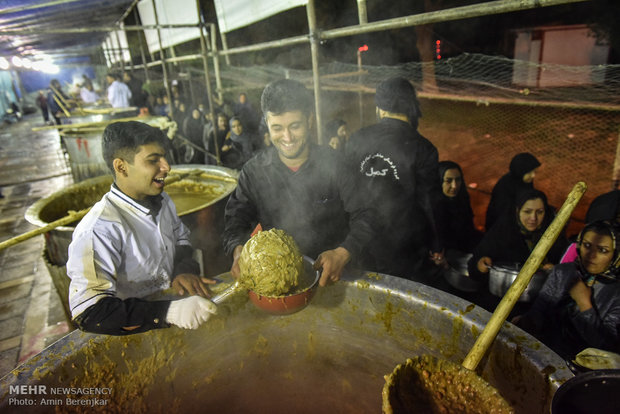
xmin=196 ymin=0 xmax=619 ymax=67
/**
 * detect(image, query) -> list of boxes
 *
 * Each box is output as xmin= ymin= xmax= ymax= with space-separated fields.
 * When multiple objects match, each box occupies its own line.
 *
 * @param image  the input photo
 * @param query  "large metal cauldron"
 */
xmin=59 ymin=115 xmax=169 ymax=182
xmin=24 ymin=165 xmax=237 ymax=318
xmin=0 ymin=272 xmax=573 ymax=413
xmin=59 ymin=128 xmax=108 ymax=182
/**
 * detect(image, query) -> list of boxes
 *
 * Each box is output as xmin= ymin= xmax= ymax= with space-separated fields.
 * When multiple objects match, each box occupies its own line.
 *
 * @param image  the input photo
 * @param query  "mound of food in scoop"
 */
xmin=238 ymin=228 xmax=304 ymax=296
xmin=383 ymin=356 xmax=514 ymax=414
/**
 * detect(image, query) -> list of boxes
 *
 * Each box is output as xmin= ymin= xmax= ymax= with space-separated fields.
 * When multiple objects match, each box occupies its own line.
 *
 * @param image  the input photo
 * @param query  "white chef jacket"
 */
xmin=67 ymin=185 xmax=191 ymax=318
xmin=107 ymin=80 xmax=132 ymax=108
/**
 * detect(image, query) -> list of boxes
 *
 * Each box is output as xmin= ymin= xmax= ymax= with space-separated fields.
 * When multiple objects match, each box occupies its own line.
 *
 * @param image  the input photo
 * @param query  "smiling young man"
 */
xmin=222 ymin=79 xmax=375 ymax=286
xmin=67 ymin=121 xmax=217 ymax=335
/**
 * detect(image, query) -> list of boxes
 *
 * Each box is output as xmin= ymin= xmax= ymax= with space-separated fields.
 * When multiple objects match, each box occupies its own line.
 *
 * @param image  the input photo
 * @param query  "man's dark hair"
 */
xmin=261 ymin=79 xmax=314 ymax=118
xmin=102 ymin=121 xmax=169 ymax=173
xmin=107 ymin=72 xmax=120 ymax=80
xmin=375 ymin=77 xmax=421 ymax=128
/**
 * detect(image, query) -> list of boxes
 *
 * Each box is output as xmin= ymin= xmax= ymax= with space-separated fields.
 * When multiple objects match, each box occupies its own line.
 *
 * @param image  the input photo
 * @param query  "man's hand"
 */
xmin=314 ymin=247 xmax=351 ymax=287
xmin=230 ymin=245 xmax=244 ymax=279
xmin=477 ymin=256 xmax=492 ymax=273
xmin=172 ymin=273 xmax=217 ymax=297
xmin=166 ymin=296 xmax=218 ymax=329
xmin=569 ymin=279 xmax=593 ymax=312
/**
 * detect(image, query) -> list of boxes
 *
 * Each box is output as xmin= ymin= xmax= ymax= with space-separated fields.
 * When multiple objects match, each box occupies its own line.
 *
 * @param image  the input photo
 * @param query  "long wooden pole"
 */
xmin=31 ymin=116 xmax=142 ymax=132
xmin=461 ymin=181 xmax=587 ymax=371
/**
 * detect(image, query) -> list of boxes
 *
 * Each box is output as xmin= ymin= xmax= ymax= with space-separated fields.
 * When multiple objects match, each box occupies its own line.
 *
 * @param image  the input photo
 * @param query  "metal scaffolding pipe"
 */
xmin=114 ymin=29 xmax=124 ymax=70
xmin=151 ymin=0 xmax=173 ymax=118
xmin=209 ymin=0 xmax=590 ymax=56
xmin=210 ymin=23 xmax=224 ymax=100
xmin=322 ymin=0 xmax=590 ymax=40
xmin=218 ymin=35 xmax=309 ymax=56
xmin=0 ymin=24 xmax=202 ymax=35
xmin=134 ymin=7 xmax=150 ymax=83
xmin=197 ymin=0 xmax=221 ymax=164
xmin=306 ymin=0 xmax=322 ymax=145
xmin=220 ymin=32 xmax=232 ymax=66
xmin=357 ymin=0 xmax=368 ymax=25
xmin=117 ymin=0 xmax=140 ymax=24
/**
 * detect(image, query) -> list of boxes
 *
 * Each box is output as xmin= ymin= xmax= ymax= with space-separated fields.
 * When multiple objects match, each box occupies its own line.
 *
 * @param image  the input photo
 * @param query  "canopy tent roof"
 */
xmin=0 ymin=0 xmax=135 ymax=63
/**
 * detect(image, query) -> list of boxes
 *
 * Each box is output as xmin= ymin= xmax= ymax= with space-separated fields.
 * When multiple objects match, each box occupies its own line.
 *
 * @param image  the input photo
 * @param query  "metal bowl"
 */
xmin=488 ymin=262 xmax=547 ymax=302
xmin=247 ymin=256 xmax=320 ymax=315
xmin=443 ymin=251 xmax=481 ymax=293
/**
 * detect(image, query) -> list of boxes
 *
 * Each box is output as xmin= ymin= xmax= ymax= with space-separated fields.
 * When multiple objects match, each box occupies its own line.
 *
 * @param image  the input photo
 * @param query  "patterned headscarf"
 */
xmin=576 ymin=220 xmax=620 ymax=285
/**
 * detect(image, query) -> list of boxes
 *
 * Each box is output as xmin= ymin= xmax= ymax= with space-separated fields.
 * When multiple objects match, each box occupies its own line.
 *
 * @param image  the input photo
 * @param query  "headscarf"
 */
xmin=226 ymin=116 xmax=254 ymax=165
xmin=183 ymin=106 xmax=204 ymax=145
xmin=439 ymin=161 xmax=469 ymax=199
xmin=576 ymin=220 xmax=620 ymax=284
xmin=514 ymin=188 xmax=552 ymax=251
xmin=438 ymin=161 xmax=479 ymax=252
xmin=585 ymin=190 xmax=620 ymax=223
xmin=509 ymin=152 xmax=541 ymax=180
xmin=229 ymin=116 xmax=249 ymax=144
xmin=438 ymin=161 xmax=473 ymax=214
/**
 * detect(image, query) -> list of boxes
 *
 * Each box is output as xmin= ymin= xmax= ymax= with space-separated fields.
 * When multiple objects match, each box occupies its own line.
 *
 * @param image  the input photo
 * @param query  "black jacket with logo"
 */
xmin=223 ymin=144 xmax=375 ymax=262
xmin=345 ymin=117 xmax=443 ymax=277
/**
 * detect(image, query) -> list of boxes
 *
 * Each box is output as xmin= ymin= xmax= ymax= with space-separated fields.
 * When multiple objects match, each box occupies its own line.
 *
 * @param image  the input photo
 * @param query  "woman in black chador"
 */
xmin=485 ymin=152 xmax=541 ymax=231
xmin=437 ymin=161 xmax=482 ymax=254
xmin=468 ymin=188 xmax=568 ymax=313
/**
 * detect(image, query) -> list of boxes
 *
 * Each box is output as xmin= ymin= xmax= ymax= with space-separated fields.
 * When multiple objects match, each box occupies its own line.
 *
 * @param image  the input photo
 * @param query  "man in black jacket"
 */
xmin=223 ymin=79 xmax=375 ymax=286
xmin=345 ymin=77 xmax=444 ymax=280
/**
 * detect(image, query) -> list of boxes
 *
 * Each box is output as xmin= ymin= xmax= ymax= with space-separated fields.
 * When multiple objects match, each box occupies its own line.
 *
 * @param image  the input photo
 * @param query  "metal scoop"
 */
xmin=211 ymin=256 xmax=320 ymax=315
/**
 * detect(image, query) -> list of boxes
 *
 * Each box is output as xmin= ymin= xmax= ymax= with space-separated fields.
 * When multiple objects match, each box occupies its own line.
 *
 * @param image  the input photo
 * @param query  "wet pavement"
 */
xmin=0 ymin=114 xmax=74 ymax=376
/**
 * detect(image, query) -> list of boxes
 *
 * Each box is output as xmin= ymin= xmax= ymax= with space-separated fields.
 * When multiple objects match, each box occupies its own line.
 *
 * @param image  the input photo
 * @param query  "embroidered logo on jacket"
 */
xmin=360 ymin=153 xmax=400 ymax=180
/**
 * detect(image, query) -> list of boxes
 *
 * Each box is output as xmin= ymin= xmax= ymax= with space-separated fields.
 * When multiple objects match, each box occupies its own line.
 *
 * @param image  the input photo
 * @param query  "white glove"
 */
xmin=166 ymin=296 xmax=218 ymax=329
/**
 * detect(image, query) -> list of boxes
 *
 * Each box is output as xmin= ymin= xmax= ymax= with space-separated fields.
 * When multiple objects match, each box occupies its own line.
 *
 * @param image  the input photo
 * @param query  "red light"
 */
xmin=358 ymin=45 xmax=368 ymax=52
xmin=437 ymin=55 xmax=441 ymax=60
xmin=436 ymin=40 xmax=441 ymax=45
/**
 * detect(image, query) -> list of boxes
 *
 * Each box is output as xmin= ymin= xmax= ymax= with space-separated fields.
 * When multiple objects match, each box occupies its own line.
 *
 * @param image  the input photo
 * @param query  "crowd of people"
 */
xmin=168 ymin=91 xmax=268 ymax=169
xmin=63 ymin=76 xmax=620 ymax=364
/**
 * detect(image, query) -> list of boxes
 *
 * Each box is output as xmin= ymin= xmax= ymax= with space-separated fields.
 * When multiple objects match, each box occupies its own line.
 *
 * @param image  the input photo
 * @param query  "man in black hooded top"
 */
xmin=345 ymin=77 xmax=444 ymax=280
xmin=485 ymin=152 xmax=541 ymax=231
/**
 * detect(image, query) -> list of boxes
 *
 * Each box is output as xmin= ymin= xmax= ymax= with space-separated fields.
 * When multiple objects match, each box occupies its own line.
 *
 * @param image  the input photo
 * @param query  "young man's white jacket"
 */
xmin=67 ymin=185 xmax=192 ymax=319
